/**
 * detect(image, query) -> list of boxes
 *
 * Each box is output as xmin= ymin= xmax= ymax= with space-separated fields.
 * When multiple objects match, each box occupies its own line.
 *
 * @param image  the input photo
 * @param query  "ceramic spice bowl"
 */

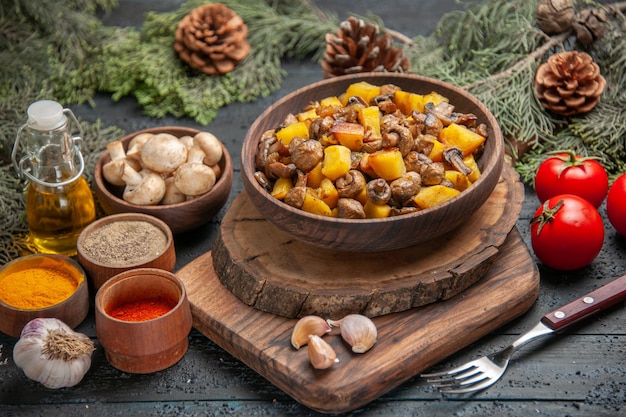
xmin=93 ymin=126 xmax=234 ymax=234
xmin=76 ymin=213 xmax=176 ymax=290
xmin=0 ymin=254 xmax=89 ymax=338
xmin=95 ymin=268 xmax=192 ymax=374
xmin=241 ymin=72 xmax=504 ymax=252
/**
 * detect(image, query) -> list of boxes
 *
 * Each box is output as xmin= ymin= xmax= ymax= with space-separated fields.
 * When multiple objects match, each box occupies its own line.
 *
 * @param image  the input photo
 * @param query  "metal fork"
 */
xmin=421 ymin=273 xmax=626 ymax=394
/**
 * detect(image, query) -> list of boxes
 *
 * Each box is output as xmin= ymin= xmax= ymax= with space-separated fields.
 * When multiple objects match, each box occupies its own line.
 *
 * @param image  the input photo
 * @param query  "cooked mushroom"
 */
xmin=361 ymin=139 xmax=383 ymax=153
xmin=284 ymin=186 xmax=306 ymax=209
xmin=372 ymin=94 xmax=397 ymax=114
xmin=366 ymin=178 xmax=392 ymax=205
xmin=336 ymin=170 xmax=367 ymax=199
xmin=256 ymin=130 xmax=277 ymax=172
xmin=413 ymin=134 xmax=436 ymax=155
xmin=404 ymin=151 xmax=432 ymax=174
xmin=141 ymin=133 xmax=188 ymax=175
xmin=102 ymin=141 xmax=141 ymax=186
xmin=290 ymin=139 xmax=324 ymax=172
xmin=390 ymin=172 xmax=421 ymax=207
xmin=254 ymin=171 xmax=272 ymax=191
xmin=443 ymin=146 xmax=472 ymax=175
xmin=173 ymin=147 xmax=216 ymax=196
xmin=381 ymin=114 xmax=414 ymax=156
xmin=121 ymin=165 xmax=166 ymax=206
xmin=337 ymin=198 xmax=366 ymax=219
xmin=421 ymin=161 xmax=445 ymax=186
xmin=423 ymin=112 xmax=443 ymax=137
xmin=390 ymin=206 xmax=419 ymax=216
xmin=425 ymin=102 xmax=478 ymax=127
xmin=309 ymin=116 xmax=334 ymax=140
xmin=268 ymin=161 xmax=297 ymax=178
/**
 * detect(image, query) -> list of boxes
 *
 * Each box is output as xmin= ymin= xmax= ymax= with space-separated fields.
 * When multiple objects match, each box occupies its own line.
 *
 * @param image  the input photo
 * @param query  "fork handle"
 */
xmin=541 ymin=273 xmax=626 ymax=332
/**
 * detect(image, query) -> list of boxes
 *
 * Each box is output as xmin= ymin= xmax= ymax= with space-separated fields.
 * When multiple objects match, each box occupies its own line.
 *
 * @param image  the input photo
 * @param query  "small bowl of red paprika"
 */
xmin=95 ymin=268 xmax=192 ymax=373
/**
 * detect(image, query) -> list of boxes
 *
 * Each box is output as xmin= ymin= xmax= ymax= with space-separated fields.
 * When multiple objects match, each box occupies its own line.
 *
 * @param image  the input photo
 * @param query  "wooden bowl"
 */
xmin=93 ymin=126 xmax=233 ymax=234
xmin=76 ymin=213 xmax=176 ymax=290
xmin=0 ymin=254 xmax=89 ymax=338
xmin=95 ymin=268 xmax=192 ymax=374
xmin=241 ymin=73 xmax=504 ymax=252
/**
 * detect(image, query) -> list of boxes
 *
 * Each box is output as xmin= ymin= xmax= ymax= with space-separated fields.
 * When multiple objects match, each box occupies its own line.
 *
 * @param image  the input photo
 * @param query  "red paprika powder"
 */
xmin=108 ymin=296 xmax=177 ymax=322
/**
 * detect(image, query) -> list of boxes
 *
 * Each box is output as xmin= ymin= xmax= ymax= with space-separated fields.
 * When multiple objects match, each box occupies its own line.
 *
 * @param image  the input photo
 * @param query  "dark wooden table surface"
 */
xmin=1 ymin=1 xmax=624 ymax=416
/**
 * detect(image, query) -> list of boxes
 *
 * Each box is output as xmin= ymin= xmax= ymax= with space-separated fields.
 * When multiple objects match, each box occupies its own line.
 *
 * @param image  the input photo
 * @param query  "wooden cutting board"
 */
xmin=212 ymin=163 xmax=524 ymax=318
xmin=177 ymin=226 xmax=539 ymax=414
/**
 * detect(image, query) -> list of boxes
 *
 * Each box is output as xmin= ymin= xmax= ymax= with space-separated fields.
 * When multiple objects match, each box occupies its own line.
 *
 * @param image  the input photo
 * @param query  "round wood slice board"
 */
xmin=212 ymin=163 xmax=524 ymax=318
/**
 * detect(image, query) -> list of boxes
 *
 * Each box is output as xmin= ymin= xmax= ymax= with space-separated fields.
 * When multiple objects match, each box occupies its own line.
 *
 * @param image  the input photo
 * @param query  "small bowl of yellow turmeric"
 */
xmin=0 ymin=254 xmax=89 ymax=338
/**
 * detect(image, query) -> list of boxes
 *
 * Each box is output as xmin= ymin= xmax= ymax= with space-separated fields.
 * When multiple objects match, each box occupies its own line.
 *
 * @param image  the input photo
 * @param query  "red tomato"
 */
xmin=535 ymin=152 xmax=608 ymax=208
xmin=607 ymin=173 xmax=626 ymax=236
xmin=530 ymin=194 xmax=604 ymax=271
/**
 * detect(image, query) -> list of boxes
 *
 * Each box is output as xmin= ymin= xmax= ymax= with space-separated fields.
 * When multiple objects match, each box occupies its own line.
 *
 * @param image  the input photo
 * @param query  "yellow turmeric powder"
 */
xmin=0 ymin=260 xmax=80 ymax=310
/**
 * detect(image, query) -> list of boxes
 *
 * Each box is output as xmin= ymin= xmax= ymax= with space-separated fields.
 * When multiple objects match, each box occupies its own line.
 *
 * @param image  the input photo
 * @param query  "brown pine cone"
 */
xmin=536 ymin=0 xmax=575 ymax=34
xmin=572 ymin=8 xmax=607 ymax=44
xmin=321 ymin=17 xmax=410 ymax=78
xmin=174 ymin=3 xmax=251 ymax=75
xmin=534 ymin=51 xmax=606 ymax=116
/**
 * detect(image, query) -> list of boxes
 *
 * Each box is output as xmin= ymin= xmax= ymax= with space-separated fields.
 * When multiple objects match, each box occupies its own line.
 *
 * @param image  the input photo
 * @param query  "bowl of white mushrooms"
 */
xmin=93 ymin=126 xmax=233 ymax=234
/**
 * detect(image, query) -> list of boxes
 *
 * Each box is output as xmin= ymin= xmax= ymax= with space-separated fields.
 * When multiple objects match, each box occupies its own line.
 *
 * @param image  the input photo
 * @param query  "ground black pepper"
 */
xmin=81 ymin=220 xmax=168 ymax=267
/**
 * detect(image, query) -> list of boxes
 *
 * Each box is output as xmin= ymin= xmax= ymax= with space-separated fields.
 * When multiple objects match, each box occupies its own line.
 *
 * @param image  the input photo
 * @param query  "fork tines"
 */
xmin=421 ymin=363 xmax=493 ymax=394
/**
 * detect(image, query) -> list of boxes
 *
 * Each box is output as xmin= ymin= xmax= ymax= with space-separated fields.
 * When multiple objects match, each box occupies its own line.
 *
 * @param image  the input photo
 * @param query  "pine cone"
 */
xmin=572 ymin=8 xmax=607 ymax=44
xmin=536 ymin=0 xmax=575 ymax=34
xmin=321 ymin=17 xmax=410 ymax=78
xmin=174 ymin=3 xmax=251 ymax=75
xmin=534 ymin=51 xmax=606 ymax=116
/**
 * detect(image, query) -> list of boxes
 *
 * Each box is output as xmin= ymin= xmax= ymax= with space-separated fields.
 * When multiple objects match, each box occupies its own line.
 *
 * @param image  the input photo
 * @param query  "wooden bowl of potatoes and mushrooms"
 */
xmin=94 ymin=126 xmax=233 ymax=234
xmin=241 ymin=73 xmax=504 ymax=252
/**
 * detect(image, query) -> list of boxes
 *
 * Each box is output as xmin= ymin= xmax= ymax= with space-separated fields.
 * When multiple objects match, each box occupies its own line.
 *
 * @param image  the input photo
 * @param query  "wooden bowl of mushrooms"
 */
xmin=94 ymin=126 xmax=233 ymax=234
xmin=241 ymin=73 xmax=504 ymax=252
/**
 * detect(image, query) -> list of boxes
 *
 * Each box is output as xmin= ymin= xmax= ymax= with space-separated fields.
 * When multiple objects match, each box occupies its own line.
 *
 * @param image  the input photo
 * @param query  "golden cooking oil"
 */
xmin=25 ymin=176 xmax=96 ymax=256
xmin=13 ymin=100 xmax=96 ymax=256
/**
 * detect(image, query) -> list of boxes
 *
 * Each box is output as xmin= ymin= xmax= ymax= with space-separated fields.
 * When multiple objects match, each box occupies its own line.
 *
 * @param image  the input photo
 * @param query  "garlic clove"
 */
xmin=307 ymin=335 xmax=338 ymax=370
xmin=291 ymin=315 xmax=331 ymax=349
xmin=327 ymin=314 xmax=377 ymax=353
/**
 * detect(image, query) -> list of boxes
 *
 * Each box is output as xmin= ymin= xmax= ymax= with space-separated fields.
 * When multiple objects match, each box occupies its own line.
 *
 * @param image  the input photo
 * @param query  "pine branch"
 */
xmin=463 ymin=31 xmax=570 ymax=91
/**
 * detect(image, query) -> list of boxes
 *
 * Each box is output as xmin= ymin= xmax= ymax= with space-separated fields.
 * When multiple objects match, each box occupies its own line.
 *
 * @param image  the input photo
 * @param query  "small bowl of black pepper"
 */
xmin=76 ymin=213 xmax=176 ymax=290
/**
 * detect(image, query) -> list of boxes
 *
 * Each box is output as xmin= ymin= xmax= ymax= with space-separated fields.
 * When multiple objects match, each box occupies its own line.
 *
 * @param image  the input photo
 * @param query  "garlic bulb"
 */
xmin=327 ymin=314 xmax=377 ymax=353
xmin=13 ymin=318 xmax=95 ymax=389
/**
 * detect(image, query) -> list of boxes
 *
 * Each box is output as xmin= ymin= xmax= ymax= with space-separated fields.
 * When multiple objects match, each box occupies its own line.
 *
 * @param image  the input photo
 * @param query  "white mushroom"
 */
xmin=193 ymin=131 xmax=223 ymax=166
xmin=121 ymin=165 xmax=166 ymax=206
xmin=102 ymin=141 xmax=141 ymax=186
xmin=126 ymin=133 xmax=154 ymax=162
xmin=210 ymin=163 xmax=222 ymax=180
xmin=161 ymin=176 xmax=186 ymax=205
xmin=178 ymin=135 xmax=195 ymax=149
xmin=141 ymin=133 xmax=188 ymax=175
xmin=173 ymin=147 xmax=216 ymax=196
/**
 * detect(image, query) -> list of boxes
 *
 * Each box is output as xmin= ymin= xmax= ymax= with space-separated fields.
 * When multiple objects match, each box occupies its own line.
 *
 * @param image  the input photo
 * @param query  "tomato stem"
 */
xmin=530 ymin=199 xmax=564 ymax=235
xmin=546 ymin=150 xmax=601 ymax=178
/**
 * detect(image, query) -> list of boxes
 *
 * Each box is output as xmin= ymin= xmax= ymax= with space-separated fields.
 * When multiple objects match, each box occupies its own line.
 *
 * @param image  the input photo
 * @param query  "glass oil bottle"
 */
xmin=12 ymin=100 xmax=96 ymax=256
